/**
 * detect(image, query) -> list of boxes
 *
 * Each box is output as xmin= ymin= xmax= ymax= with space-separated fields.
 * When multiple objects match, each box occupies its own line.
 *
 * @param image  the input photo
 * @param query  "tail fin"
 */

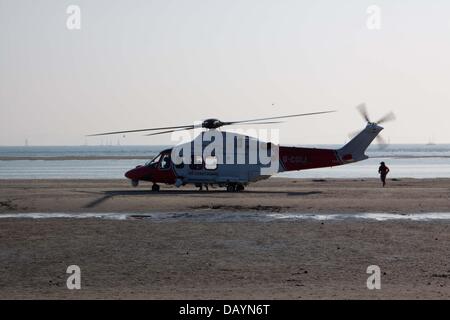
xmin=338 ymin=123 xmax=383 ymax=163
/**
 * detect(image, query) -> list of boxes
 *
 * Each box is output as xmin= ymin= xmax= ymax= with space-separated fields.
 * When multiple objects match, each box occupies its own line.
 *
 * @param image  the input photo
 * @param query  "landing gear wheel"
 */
xmin=235 ymin=184 xmax=245 ymax=192
xmin=226 ymin=184 xmax=236 ymax=192
xmin=131 ymin=179 xmax=139 ymax=187
xmin=151 ymin=184 xmax=160 ymax=192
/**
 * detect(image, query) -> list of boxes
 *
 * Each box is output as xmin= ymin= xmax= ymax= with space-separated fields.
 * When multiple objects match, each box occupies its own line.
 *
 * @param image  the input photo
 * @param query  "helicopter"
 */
xmin=88 ymin=104 xmax=394 ymax=192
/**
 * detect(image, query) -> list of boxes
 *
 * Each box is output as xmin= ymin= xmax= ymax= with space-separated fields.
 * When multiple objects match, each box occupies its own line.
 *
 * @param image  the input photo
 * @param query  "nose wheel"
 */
xmin=151 ymin=184 xmax=160 ymax=192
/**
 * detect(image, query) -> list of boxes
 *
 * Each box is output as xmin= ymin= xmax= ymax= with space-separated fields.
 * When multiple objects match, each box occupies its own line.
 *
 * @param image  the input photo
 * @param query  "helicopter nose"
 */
xmin=125 ymin=165 xmax=151 ymax=180
xmin=125 ymin=168 xmax=138 ymax=180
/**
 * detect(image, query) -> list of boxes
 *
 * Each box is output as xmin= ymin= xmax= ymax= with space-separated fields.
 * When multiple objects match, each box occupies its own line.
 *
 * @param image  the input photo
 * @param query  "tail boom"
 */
xmin=278 ymin=123 xmax=383 ymax=172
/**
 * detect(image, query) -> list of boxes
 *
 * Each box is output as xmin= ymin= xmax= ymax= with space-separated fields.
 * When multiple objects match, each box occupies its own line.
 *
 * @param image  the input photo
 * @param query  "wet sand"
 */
xmin=0 ymin=178 xmax=449 ymax=299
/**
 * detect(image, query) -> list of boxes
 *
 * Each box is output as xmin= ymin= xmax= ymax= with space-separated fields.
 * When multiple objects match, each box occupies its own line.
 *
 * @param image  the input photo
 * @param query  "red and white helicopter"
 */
xmin=89 ymin=104 xmax=394 ymax=192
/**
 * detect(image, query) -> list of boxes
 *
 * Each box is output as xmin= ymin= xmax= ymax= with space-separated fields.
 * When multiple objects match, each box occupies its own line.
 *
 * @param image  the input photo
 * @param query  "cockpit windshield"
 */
xmin=145 ymin=154 xmax=161 ymax=166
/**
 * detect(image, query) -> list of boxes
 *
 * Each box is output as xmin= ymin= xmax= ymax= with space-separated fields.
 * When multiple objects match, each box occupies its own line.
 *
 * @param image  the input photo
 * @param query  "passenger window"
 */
xmin=189 ymin=155 xmax=203 ymax=170
xmin=205 ymin=156 xmax=217 ymax=170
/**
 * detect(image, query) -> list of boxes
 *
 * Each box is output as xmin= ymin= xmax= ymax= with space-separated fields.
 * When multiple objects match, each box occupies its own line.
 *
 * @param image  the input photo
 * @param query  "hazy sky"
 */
xmin=1 ymin=0 xmax=450 ymax=146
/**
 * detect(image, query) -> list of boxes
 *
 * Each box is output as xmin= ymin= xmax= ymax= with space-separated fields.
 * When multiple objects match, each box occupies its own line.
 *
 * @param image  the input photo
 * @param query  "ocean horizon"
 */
xmin=0 ymin=144 xmax=449 ymax=179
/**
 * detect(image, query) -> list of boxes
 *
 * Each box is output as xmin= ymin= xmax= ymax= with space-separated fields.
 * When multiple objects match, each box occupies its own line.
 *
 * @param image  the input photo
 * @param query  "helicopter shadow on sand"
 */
xmin=83 ymin=189 xmax=322 ymax=209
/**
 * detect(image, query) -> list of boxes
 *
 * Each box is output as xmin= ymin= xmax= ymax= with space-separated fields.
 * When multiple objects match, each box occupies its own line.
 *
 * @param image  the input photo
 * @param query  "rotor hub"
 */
xmin=202 ymin=118 xmax=224 ymax=129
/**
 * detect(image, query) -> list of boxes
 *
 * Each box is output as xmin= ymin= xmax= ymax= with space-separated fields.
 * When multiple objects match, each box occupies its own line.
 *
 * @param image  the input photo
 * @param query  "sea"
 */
xmin=0 ymin=144 xmax=449 ymax=179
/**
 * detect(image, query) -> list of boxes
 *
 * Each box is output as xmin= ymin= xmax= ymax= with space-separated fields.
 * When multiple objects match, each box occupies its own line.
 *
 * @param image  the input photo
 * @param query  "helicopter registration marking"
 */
xmin=282 ymin=155 xmax=308 ymax=164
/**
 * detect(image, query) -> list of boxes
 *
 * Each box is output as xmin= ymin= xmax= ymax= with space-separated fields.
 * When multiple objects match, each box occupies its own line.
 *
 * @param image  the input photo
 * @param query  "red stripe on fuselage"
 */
xmin=279 ymin=146 xmax=342 ymax=172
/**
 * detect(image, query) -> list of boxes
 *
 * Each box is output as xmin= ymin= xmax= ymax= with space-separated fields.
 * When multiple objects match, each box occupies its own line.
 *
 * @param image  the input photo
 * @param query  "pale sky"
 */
xmin=1 ymin=0 xmax=450 ymax=146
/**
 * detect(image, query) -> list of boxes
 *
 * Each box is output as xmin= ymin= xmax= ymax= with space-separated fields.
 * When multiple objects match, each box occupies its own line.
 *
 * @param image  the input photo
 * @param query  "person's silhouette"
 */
xmin=378 ymin=162 xmax=390 ymax=187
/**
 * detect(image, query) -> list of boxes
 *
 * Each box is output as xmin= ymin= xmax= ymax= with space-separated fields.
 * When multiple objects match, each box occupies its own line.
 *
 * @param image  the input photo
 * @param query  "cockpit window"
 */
xmin=159 ymin=154 xmax=171 ymax=169
xmin=145 ymin=154 xmax=161 ymax=166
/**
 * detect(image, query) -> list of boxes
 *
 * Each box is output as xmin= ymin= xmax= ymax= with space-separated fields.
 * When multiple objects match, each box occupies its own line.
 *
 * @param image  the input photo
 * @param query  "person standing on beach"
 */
xmin=378 ymin=162 xmax=390 ymax=187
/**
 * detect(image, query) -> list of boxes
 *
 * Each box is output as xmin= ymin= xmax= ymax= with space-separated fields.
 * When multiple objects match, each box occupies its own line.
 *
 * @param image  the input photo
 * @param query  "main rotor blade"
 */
xmin=356 ymin=103 xmax=371 ymax=123
xmin=87 ymin=125 xmax=195 ymax=137
xmin=376 ymin=112 xmax=396 ymax=125
xmin=227 ymin=121 xmax=284 ymax=126
xmin=224 ymin=110 xmax=336 ymax=125
xmin=143 ymin=127 xmax=195 ymax=136
xmin=88 ymin=109 xmax=336 ymax=137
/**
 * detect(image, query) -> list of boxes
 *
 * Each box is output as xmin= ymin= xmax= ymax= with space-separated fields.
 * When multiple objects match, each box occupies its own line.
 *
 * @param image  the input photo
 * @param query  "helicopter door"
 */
xmin=186 ymin=155 xmax=218 ymax=183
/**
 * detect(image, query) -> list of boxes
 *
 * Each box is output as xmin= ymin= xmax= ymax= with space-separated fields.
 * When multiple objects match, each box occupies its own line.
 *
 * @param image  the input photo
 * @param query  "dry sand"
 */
xmin=0 ymin=178 xmax=449 ymax=299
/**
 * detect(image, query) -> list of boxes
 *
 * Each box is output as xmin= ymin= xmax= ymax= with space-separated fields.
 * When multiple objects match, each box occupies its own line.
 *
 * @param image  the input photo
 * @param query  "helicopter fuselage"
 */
xmin=124 ymin=125 xmax=382 ymax=191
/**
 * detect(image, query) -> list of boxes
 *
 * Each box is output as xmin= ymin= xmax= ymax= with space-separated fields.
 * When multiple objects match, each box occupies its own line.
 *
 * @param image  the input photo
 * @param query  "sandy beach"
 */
xmin=0 ymin=178 xmax=449 ymax=299
xmin=1 ymin=178 xmax=449 ymax=214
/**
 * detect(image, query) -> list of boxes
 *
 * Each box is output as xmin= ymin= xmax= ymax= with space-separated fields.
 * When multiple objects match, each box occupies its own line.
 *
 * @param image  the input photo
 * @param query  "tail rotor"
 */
xmin=353 ymin=103 xmax=395 ymax=149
